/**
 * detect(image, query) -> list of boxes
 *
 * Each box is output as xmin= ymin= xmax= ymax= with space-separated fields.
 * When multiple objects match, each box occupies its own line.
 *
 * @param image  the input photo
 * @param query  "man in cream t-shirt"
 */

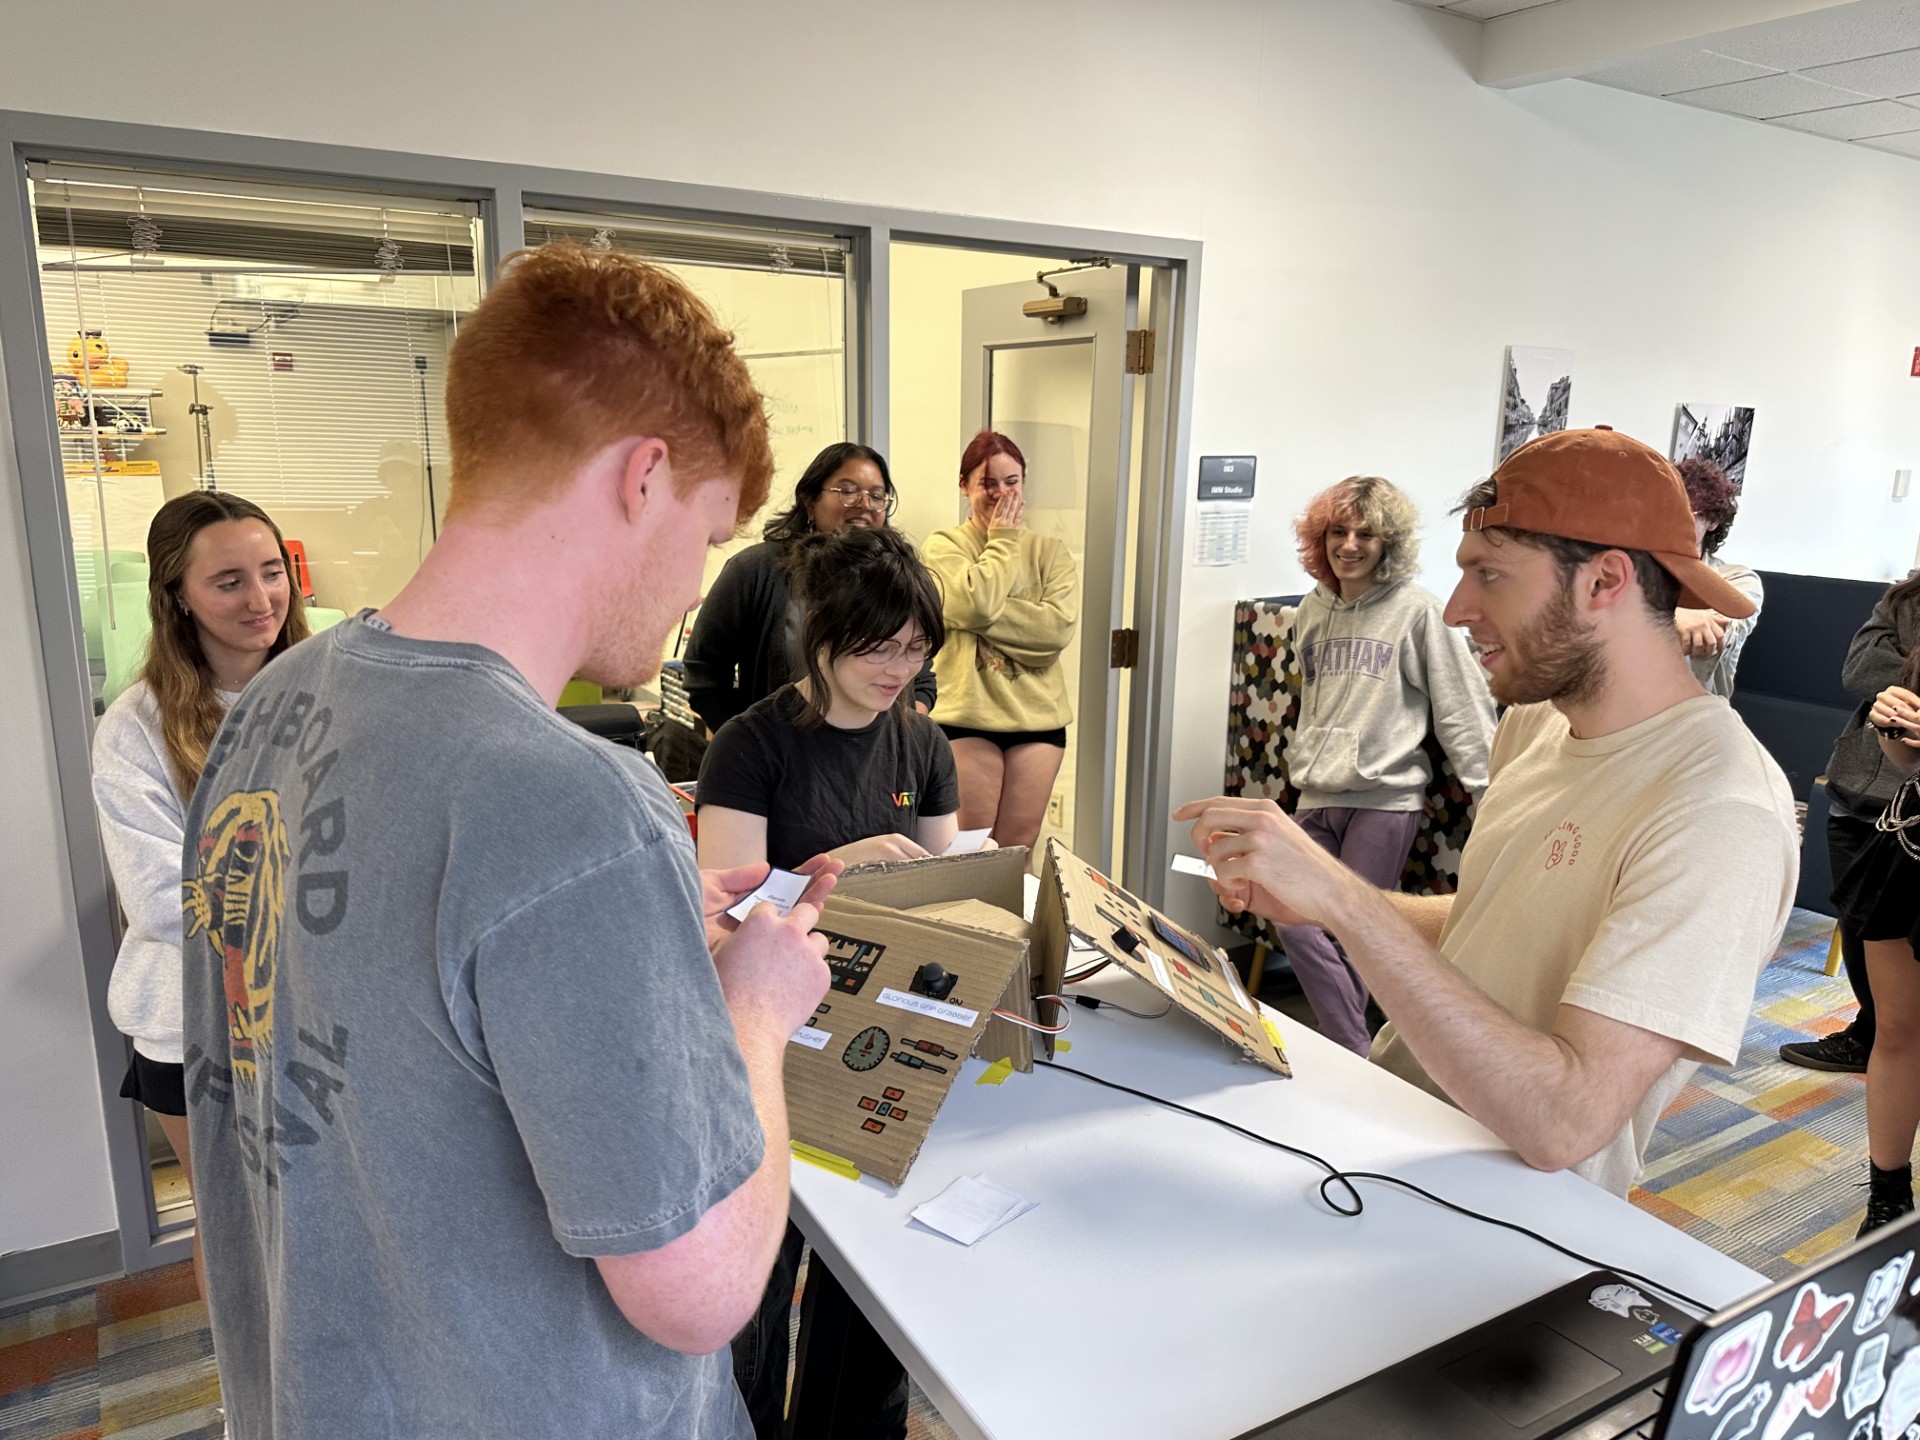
xmin=1179 ymin=427 xmax=1797 ymax=1196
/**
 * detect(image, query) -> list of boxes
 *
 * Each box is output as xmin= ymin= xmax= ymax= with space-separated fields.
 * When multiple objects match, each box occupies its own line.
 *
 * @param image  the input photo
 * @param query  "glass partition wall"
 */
xmin=25 ymin=160 xmax=484 ymax=1249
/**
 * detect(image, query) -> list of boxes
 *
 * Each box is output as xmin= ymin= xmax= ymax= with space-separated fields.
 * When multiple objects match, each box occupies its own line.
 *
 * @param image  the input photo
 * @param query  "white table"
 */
xmin=787 ymin=962 xmax=1764 ymax=1440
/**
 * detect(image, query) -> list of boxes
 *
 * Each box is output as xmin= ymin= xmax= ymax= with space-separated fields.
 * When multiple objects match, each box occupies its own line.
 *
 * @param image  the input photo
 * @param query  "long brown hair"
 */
xmin=140 ymin=491 xmax=309 ymax=797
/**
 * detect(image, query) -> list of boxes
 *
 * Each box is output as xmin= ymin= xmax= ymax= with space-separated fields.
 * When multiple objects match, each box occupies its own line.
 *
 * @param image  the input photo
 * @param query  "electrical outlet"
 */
xmin=1047 ymin=791 xmax=1065 ymax=827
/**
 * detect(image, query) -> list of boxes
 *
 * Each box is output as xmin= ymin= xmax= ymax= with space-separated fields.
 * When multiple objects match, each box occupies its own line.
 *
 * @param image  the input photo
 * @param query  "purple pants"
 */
xmin=1275 ymin=806 xmax=1423 ymax=1055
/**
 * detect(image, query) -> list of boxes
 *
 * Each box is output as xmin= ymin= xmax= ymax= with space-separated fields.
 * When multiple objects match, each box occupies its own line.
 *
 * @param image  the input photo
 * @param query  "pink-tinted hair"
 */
xmin=958 ymin=430 xmax=1026 ymax=482
xmin=1293 ymin=475 xmax=1421 ymax=589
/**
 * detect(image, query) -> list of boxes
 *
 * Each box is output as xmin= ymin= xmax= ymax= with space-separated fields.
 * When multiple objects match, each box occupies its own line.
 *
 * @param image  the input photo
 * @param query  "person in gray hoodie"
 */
xmin=1278 ymin=475 xmax=1495 ymax=1053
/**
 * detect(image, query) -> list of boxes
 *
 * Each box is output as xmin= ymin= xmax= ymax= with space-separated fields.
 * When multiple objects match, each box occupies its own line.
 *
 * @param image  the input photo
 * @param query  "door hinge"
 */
xmin=1109 ymin=628 xmax=1140 ymax=669
xmin=1125 ymin=329 xmax=1156 ymax=374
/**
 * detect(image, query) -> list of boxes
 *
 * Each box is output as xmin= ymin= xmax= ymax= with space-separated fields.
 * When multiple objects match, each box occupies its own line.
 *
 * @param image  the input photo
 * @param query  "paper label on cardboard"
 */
xmin=877 ymin=987 xmax=979 ymax=1028
xmin=1221 ymin=957 xmax=1255 ymax=1013
xmin=1170 ymin=853 xmax=1217 ymax=879
xmin=1141 ymin=945 xmax=1172 ymax=992
xmin=789 ymin=1026 xmax=832 ymax=1050
xmin=945 ymin=828 xmax=993 ymax=855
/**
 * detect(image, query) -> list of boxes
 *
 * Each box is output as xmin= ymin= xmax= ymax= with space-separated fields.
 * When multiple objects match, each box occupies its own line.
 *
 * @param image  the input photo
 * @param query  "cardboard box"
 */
xmin=786 ymin=852 xmax=1034 ymax=1186
xmin=782 ymin=842 xmax=1287 ymax=1187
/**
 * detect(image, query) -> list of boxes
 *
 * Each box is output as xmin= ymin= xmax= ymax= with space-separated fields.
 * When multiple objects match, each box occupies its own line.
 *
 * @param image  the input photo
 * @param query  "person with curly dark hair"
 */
xmin=1675 ymin=457 xmax=1762 ymax=697
xmin=684 ymin=442 xmax=936 ymax=731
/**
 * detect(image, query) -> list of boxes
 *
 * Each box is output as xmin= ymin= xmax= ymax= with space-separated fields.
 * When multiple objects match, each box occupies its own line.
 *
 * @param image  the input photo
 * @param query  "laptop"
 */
xmin=1245 ymin=1209 xmax=1920 ymax=1438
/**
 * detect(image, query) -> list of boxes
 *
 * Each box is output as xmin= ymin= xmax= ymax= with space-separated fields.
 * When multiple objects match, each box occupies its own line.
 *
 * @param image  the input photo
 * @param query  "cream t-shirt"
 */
xmin=1370 ymin=695 xmax=1798 ymax=1196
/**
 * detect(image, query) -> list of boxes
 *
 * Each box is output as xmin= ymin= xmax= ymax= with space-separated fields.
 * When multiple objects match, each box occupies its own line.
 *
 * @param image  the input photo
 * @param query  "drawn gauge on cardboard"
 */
xmin=843 ymin=1025 xmax=891 ymax=1072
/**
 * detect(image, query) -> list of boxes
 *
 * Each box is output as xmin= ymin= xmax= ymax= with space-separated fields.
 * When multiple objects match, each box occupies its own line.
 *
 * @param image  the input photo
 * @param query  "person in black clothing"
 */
xmin=1836 ymin=631 xmax=1920 ymax=1235
xmin=1782 ymin=571 xmax=1920 ymax=1074
xmin=698 ymin=526 xmax=958 ymax=1440
xmin=684 ymin=441 xmax=937 ymax=732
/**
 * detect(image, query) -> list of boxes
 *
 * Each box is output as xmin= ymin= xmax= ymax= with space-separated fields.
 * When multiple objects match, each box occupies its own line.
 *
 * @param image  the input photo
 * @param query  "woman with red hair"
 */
xmin=1278 ymin=475 xmax=1493 ymax=1054
xmin=923 ymin=431 xmax=1079 ymax=860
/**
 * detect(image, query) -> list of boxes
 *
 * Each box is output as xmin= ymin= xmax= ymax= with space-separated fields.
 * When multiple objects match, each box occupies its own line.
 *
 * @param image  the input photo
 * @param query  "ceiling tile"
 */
xmin=1671 ymin=71 xmax=1873 ymax=118
xmin=1855 ymin=127 xmax=1920 ymax=155
xmin=1803 ymin=46 xmax=1920 ymax=97
xmin=1769 ymin=97 xmax=1920 ymax=137
xmin=1586 ymin=49 xmax=1778 ymax=96
xmin=1712 ymin=4 xmax=1920 ymax=71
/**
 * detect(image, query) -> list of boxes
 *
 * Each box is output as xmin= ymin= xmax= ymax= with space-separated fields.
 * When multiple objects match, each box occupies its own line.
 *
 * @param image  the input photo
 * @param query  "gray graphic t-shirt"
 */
xmin=181 ymin=615 xmax=761 ymax=1438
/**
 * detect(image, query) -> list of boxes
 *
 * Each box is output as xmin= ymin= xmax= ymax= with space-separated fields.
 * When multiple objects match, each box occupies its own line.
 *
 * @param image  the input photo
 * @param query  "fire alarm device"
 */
xmin=1911 ymin=347 xmax=1920 ymax=377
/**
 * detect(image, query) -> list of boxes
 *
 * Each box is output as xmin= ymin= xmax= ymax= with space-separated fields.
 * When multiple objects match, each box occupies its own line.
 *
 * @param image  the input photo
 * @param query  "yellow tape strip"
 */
xmin=791 ymin=1142 xmax=860 ymax=1181
xmin=1261 ymin=1015 xmax=1288 ymax=1055
xmin=977 ymin=1056 xmax=1015 ymax=1086
xmin=1056 ymin=1039 xmax=1072 ymax=1053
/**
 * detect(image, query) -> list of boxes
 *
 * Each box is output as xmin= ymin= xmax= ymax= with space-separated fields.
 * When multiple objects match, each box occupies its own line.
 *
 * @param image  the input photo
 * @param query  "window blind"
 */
xmin=30 ymin=163 xmax=483 ymax=639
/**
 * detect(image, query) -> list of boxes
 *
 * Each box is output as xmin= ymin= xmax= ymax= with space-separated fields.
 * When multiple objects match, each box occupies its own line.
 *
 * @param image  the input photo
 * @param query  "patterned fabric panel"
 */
xmin=1220 ymin=598 xmax=1477 ymax=947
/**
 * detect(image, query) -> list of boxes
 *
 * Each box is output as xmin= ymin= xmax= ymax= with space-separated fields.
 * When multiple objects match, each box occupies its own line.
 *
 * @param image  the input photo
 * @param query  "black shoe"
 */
xmin=1779 ymin=1030 xmax=1870 ymax=1073
xmin=1859 ymin=1189 xmax=1915 ymax=1238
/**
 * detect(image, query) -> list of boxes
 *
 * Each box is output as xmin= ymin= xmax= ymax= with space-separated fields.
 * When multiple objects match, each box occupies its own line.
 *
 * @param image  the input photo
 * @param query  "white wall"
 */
xmin=4 ymin=0 xmax=1920 ymax=1253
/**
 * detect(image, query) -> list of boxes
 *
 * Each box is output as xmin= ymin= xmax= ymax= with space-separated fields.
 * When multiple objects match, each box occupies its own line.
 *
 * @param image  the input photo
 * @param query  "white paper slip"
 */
xmin=726 ymin=868 xmax=811 ymax=922
xmin=1141 ymin=945 xmax=1172 ymax=994
xmin=910 ymin=1174 xmax=1038 ymax=1246
xmin=788 ymin=1026 xmax=831 ymax=1050
xmin=876 ymin=987 xmax=979 ymax=1028
xmin=944 ymin=828 xmax=993 ymax=855
xmin=1220 ymin=958 xmax=1256 ymax=1014
xmin=1170 ymin=854 xmax=1217 ymax=880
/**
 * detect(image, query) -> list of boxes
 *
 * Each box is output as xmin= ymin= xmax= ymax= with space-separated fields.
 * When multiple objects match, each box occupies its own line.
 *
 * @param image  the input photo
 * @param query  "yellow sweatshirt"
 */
xmin=922 ymin=522 xmax=1080 ymax=732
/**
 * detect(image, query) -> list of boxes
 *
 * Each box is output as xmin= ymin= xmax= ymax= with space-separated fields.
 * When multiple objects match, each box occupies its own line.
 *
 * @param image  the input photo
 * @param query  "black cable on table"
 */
xmin=1033 ymin=1058 xmax=1710 ymax=1315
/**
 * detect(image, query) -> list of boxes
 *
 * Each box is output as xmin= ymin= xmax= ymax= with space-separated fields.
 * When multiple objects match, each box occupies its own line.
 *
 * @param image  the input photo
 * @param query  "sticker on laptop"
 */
xmin=1878 ymin=1346 xmax=1920 ymax=1438
xmin=1857 ymin=1251 xmax=1913 ymax=1334
xmin=1708 ymin=1381 xmax=1769 ymax=1440
xmin=1774 ymin=1281 xmax=1854 ymax=1373
xmin=1590 ymin=1283 xmax=1651 ymax=1319
xmin=1685 ymin=1310 xmax=1772 ymax=1415
xmin=1846 ymin=1334 xmax=1891 ymax=1419
xmin=1757 ymin=1350 xmax=1841 ymax=1439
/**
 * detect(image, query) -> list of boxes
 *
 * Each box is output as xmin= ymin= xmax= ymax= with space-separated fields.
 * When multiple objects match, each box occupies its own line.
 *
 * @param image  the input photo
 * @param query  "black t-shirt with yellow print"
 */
xmin=697 ymin=685 xmax=959 ymax=871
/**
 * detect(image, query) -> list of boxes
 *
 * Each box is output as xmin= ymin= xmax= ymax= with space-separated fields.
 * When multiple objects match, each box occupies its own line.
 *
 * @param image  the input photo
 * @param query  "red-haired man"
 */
xmin=183 ymin=246 xmax=834 ymax=1437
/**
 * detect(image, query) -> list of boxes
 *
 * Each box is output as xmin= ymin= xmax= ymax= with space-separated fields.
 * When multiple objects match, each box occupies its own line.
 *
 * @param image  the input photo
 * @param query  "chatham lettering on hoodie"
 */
xmin=1287 ymin=579 xmax=1495 ymax=813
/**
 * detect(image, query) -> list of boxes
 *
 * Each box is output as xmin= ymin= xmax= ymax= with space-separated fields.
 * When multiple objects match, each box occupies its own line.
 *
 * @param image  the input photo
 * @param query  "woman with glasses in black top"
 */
xmin=684 ymin=441 xmax=938 ymax=732
xmin=697 ymin=525 xmax=959 ymax=1439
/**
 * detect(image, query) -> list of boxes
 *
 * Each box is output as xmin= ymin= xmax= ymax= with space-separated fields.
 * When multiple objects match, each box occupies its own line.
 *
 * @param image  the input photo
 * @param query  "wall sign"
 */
xmin=1198 ymin=454 xmax=1257 ymax=501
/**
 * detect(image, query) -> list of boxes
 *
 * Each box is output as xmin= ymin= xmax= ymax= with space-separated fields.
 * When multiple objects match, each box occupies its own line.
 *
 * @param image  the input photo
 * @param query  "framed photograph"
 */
xmin=1496 ymin=346 xmax=1574 ymax=463
xmin=1671 ymin=404 xmax=1755 ymax=487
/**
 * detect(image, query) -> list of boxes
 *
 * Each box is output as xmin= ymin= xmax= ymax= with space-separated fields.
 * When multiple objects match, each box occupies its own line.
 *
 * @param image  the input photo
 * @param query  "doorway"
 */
xmin=889 ymin=241 xmax=1153 ymax=877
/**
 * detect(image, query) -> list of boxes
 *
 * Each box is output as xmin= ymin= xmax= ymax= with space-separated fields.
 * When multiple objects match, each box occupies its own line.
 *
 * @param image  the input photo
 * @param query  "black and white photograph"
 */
xmin=1496 ymin=345 xmax=1573 ymax=463
xmin=1671 ymin=403 xmax=1755 ymax=488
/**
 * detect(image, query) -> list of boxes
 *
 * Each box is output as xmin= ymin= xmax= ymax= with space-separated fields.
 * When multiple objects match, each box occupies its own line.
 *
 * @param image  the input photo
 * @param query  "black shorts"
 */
xmin=939 ymin=723 xmax=1067 ymax=751
xmin=120 ymin=1050 xmax=187 ymax=1117
xmin=1833 ymin=827 xmax=1920 ymax=955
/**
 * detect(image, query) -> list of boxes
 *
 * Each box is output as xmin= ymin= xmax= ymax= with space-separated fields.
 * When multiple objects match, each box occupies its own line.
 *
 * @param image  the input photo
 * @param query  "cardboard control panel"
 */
xmin=1039 ymin=839 xmax=1291 ymax=1077
xmin=785 ymin=893 xmax=1030 ymax=1187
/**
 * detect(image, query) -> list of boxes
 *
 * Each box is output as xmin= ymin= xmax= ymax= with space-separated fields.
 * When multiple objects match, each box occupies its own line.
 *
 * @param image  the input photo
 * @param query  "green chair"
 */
xmin=99 ymin=582 xmax=153 ymax=706
xmin=76 ymin=549 xmax=147 ymax=663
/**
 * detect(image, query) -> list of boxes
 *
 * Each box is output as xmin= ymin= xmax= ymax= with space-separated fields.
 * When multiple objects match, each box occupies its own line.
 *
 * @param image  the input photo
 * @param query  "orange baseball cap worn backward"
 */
xmin=1463 ymin=426 xmax=1756 ymax=619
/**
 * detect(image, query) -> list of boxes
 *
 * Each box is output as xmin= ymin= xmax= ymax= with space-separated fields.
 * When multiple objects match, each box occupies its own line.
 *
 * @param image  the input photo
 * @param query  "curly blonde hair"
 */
xmin=443 ymin=244 xmax=773 ymax=526
xmin=1294 ymin=475 xmax=1420 ymax=590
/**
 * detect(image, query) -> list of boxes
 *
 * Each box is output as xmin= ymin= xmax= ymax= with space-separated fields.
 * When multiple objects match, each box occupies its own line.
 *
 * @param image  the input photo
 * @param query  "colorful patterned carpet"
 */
xmin=0 ymin=910 xmax=1865 ymax=1439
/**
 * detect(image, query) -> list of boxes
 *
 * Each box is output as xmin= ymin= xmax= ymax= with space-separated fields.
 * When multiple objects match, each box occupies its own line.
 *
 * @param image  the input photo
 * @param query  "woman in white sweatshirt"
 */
xmin=1280 ymin=476 xmax=1494 ymax=1054
xmin=91 ymin=490 xmax=309 ymax=1294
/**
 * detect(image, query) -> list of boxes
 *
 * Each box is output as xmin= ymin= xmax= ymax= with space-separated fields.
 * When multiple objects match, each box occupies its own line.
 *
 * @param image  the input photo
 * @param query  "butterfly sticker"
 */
xmin=1592 ymin=1282 xmax=1653 ymax=1319
xmin=1687 ymin=1311 xmax=1773 ymax=1416
xmin=1773 ymin=1282 xmax=1854 ymax=1373
xmin=1709 ymin=1381 xmax=1769 ymax=1440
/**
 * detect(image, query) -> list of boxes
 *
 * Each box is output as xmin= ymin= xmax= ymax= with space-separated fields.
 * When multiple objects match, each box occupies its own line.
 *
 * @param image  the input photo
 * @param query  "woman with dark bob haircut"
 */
xmin=683 ymin=440 xmax=936 ymax=731
xmin=695 ymin=524 xmax=960 ymax=1439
